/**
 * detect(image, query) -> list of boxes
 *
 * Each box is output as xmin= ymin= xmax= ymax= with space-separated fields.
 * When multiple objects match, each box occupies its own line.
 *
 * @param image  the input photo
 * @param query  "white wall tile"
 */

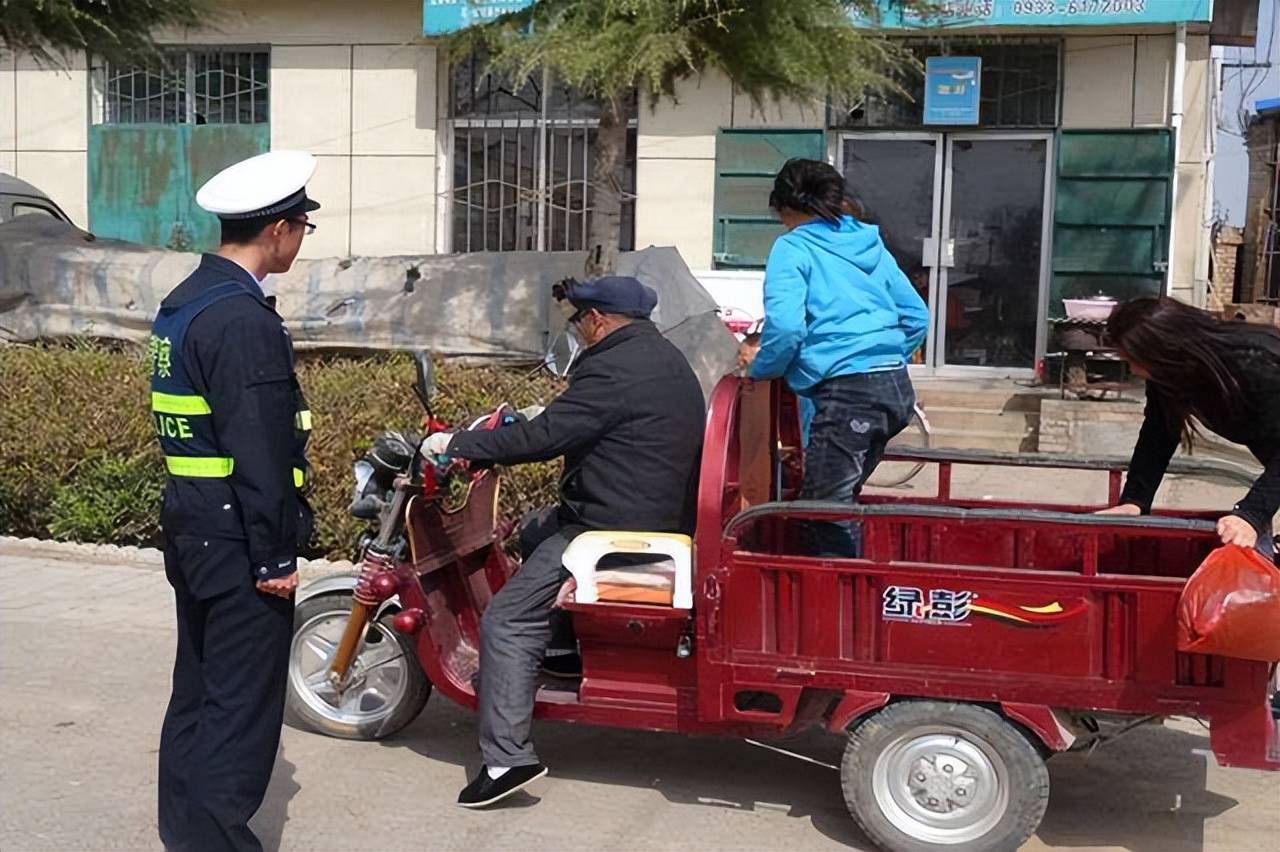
xmin=15 ymin=151 xmax=87 ymax=225
xmin=350 ymin=155 xmax=435 ymax=256
xmin=352 ymin=45 xmax=436 ymax=156
xmin=271 ymin=46 xmax=352 ymax=155
xmin=634 ymin=157 xmax=715 ymax=269
xmin=15 ymin=51 xmax=87 ymax=150
xmin=1062 ymin=36 xmax=1135 ymax=128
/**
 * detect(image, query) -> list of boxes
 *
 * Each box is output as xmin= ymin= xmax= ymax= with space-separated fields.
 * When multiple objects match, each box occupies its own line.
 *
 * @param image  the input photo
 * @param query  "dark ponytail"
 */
xmin=769 ymin=158 xmax=847 ymax=226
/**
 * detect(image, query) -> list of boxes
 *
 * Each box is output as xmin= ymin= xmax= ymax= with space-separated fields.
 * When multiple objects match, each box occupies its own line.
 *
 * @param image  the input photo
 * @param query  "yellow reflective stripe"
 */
xmin=295 ymin=410 xmax=312 ymax=431
xmin=151 ymin=392 xmax=212 ymax=415
xmin=293 ymin=467 xmax=305 ymax=488
xmin=165 ymin=456 xmax=234 ymax=477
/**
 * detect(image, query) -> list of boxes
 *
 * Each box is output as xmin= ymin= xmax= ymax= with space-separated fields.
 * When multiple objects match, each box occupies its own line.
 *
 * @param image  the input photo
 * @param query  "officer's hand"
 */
xmin=257 ymin=571 xmax=299 ymax=599
xmin=422 ymin=432 xmax=453 ymax=460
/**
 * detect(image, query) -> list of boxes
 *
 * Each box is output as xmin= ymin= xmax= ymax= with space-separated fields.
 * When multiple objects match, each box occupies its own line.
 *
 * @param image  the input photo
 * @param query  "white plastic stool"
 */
xmin=561 ymin=531 xmax=693 ymax=609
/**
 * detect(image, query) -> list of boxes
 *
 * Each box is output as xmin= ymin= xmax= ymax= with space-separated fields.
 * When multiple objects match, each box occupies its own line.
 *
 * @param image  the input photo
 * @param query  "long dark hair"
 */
xmin=1107 ymin=296 xmax=1280 ymax=441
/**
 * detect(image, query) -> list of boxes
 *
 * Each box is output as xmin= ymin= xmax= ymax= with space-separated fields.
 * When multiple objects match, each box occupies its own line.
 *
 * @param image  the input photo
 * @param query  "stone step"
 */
xmin=926 ymin=429 xmax=1038 ymax=453
xmin=921 ymin=404 xmax=1039 ymax=437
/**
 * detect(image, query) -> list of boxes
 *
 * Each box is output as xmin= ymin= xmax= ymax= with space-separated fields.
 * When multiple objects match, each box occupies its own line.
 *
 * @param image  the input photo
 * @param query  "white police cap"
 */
xmin=196 ymin=150 xmax=321 ymax=220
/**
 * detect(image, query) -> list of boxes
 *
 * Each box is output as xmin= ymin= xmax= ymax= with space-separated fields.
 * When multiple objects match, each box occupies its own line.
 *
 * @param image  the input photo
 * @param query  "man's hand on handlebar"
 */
xmin=422 ymin=432 xmax=453 ymax=463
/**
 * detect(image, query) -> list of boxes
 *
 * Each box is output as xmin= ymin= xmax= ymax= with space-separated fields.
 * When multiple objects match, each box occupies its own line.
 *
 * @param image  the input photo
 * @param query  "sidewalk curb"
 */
xmin=0 ymin=536 xmax=357 ymax=581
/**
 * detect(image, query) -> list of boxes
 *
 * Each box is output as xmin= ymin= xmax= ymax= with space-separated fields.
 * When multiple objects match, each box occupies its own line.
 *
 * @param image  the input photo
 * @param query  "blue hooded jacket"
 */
xmin=749 ymin=215 xmax=928 ymax=393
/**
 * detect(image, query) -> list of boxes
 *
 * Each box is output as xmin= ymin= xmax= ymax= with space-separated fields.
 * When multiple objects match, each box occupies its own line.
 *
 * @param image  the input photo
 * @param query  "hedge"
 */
xmin=0 ymin=341 xmax=562 ymax=559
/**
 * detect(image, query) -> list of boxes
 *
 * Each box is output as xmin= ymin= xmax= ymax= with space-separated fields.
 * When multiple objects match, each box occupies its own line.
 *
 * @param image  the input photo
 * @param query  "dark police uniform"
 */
xmin=152 ymin=252 xmax=312 ymax=852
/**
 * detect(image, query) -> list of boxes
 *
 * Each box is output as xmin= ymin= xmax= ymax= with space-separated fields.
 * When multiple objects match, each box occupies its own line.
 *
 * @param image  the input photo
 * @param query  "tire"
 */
xmin=867 ymin=409 xmax=929 ymax=489
xmin=285 ymin=592 xmax=431 ymax=740
xmin=842 ymin=702 xmax=1049 ymax=852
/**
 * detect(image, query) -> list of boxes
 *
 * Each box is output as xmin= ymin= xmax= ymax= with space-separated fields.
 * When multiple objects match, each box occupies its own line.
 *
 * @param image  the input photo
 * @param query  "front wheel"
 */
xmin=286 ymin=591 xmax=431 ymax=740
xmin=842 ymin=702 xmax=1049 ymax=852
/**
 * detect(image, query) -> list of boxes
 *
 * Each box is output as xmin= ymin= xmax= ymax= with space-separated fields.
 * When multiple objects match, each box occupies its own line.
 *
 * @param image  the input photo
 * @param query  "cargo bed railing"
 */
xmin=872 ymin=447 xmax=1259 ymax=502
xmin=724 ymin=501 xmax=1219 ymax=578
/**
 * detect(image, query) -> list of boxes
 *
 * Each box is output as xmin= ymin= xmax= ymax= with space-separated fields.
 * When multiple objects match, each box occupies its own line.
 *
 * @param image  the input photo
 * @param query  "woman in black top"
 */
xmin=1100 ymin=297 xmax=1279 ymax=561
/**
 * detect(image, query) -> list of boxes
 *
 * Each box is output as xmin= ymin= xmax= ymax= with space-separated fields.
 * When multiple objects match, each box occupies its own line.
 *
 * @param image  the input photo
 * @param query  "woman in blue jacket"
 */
xmin=740 ymin=159 xmax=928 ymax=556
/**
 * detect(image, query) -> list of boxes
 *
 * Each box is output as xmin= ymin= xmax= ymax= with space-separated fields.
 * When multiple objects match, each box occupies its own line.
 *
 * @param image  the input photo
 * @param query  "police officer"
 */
xmin=152 ymin=150 xmax=317 ymax=852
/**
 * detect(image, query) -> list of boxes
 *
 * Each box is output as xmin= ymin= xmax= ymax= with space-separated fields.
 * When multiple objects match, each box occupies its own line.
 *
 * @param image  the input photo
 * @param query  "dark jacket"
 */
xmin=1121 ymin=340 xmax=1280 ymax=533
xmin=448 ymin=320 xmax=705 ymax=535
xmin=158 ymin=254 xmax=311 ymax=583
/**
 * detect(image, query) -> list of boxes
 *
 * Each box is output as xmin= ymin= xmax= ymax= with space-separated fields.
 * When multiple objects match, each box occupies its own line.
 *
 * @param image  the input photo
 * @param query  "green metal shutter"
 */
xmin=713 ymin=129 xmax=826 ymax=269
xmin=1050 ymin=129 xmax=1173 ymax=316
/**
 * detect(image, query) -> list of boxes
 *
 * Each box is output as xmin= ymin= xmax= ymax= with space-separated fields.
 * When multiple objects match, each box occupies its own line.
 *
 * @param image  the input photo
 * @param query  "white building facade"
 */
xmin=0 ymin=0 xmax=1241 ymax=373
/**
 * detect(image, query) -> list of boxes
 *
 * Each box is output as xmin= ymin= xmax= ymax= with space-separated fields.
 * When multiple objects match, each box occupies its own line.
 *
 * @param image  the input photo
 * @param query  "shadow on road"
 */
xmin=251 ymin=746 xmax=302 ymax=852
xmin=369 ymin=700 xmax=1237 ymax=851
xmin=1037 ymin=723 xmax=1238 ymax=852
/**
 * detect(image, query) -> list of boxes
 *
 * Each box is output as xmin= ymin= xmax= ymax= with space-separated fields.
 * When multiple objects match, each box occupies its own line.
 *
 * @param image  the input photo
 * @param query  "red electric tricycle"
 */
xmin=286 ymin=373 xmax=1278 ymax=851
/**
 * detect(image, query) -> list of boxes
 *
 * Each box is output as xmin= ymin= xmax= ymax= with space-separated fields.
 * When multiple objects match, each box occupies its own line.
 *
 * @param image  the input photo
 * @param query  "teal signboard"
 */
xmin=423 ymin=0 xmax=532 ymax=33
xmin=425 ymin=0 xmax=1210 ymax=34
xmin=862 ymin=0 xmax=1211 ymax=28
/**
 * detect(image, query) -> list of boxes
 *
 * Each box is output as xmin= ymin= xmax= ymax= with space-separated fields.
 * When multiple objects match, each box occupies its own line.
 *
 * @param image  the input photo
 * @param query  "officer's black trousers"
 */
xmin=158 ymin=536 xmax=293 ymax=852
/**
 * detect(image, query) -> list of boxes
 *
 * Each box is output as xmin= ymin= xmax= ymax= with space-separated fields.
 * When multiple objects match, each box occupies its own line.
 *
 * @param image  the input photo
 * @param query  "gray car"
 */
xmin=0 ymin=173 xmax=74 ymax=225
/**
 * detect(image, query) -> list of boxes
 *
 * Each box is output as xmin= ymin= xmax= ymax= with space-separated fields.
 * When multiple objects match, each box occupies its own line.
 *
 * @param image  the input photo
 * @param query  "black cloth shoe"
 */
xmin=541 ymin=652 xmax=582 ymax=679
xmin=457 ymin=764 xmax=548 ymax=809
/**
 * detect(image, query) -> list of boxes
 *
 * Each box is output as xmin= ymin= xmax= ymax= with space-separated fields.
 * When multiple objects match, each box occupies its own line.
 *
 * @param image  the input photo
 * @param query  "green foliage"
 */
xmin=48 ymin=454 xmax=164 ymax=545
xmin=0 ymin=342 xmax=563 ymax=558
xmin=443 ymin=0 xmax=933 ymax=113
xmin=0 ymin=0 xmax=211 ymax=65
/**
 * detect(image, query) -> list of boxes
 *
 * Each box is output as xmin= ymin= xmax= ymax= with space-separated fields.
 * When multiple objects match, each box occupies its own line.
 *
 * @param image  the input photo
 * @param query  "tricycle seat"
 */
xmin=562 ymin=531 xmax=693 ymax=608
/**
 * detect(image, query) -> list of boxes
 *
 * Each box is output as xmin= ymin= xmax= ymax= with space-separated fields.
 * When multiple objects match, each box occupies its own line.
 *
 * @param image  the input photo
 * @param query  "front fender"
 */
xmin=297 ymin=572 xmax=401 ymax=618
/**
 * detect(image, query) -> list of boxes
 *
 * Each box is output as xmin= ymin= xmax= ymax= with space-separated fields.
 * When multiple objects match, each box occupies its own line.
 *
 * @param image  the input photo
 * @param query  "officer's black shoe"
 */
xmin=457 ymin=764 xmax=548 ymax=809
xmin=541 ymin=652 xmax=583 ymax=679
xmin=1271 ymin=691 xmax=1279 ymax=721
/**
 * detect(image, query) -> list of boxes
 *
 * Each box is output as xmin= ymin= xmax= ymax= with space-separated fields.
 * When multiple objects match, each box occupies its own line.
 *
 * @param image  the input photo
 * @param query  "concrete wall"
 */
xmin=1 ymin=50 xmax=89 ymax=226
xmin=633 ymin=71 xmax=824 ymax=270
xmin=1062 ymin=34 xmax=1176 ymax=129
xmin=1061 ymin=32 xmax=1212 ymax=306
xmin=3 ymin=0 xmax=435 ymax=258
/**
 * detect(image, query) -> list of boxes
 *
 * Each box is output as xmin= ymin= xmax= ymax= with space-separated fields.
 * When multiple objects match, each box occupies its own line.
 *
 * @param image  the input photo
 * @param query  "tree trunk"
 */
xmin=586 ymin=95 xmax=626 ymax=277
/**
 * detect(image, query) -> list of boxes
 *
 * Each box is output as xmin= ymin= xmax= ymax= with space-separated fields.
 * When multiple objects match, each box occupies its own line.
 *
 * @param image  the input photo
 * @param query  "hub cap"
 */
xmin=872 ymin=727 xmax=1009 ymax=845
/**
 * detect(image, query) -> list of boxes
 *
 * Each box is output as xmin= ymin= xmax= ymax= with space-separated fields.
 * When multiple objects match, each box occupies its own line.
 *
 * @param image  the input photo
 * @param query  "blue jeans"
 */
xmin=800 ymin=368 xmax=915 ymax=557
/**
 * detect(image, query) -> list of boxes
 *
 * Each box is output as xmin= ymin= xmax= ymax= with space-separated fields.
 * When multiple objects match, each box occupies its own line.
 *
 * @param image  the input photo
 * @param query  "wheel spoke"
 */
xmin=304 ymin=634 xmax=337 ymax=662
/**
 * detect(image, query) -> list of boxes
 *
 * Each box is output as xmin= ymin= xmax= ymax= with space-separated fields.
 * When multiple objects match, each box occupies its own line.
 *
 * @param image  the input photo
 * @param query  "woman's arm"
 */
xmin=1117 ymin=383 xmax=1180 ymax=512
xmin=749 ymin=241 xmax=808 ymax=381
xmin=884 ymin=262 xmax=929 ymax=358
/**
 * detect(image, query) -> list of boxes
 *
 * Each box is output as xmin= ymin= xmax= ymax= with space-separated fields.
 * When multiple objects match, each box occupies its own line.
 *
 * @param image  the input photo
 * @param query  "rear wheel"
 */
xmin=285 ymin=591 xmax=431 ymax=740
xmin=842 ymin=702 xmax=1049 ymax=852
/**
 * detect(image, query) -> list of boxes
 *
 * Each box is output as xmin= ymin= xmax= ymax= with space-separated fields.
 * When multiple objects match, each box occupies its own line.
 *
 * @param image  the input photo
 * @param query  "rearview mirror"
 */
xmin=543 ymin=329 xmax=581 ymax=379
xmin=413 ymin=351 xmax=435 ymax=412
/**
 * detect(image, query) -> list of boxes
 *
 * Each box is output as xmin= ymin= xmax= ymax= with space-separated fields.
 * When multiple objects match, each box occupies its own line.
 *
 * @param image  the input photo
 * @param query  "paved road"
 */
xmin=1 ymin=547 xmax=1276 ymax=852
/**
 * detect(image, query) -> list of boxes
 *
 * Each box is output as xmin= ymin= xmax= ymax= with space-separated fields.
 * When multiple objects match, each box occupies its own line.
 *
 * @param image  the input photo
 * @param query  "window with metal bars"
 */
xmin=96 ymin=49 xmax=269 ymax=125
xmin=447 ymin=57 xmax=637 ymax=253
xmin=836 ymin=38 xmax=1061 ymax=130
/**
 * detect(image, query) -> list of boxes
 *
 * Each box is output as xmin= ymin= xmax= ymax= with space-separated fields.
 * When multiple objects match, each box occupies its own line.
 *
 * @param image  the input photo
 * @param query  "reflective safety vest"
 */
xmin=149 ymin=281 xmax=311 ymax=491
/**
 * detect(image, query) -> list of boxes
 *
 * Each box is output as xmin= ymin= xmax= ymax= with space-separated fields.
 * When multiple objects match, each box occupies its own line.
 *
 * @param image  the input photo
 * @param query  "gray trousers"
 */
xmin=477 ymin=508 xmax=572 ymax=768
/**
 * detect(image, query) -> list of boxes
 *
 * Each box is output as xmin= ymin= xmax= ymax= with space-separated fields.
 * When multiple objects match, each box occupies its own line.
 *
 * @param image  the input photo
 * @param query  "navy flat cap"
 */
xmin=565 ymin=276 xmax=658 ymax=319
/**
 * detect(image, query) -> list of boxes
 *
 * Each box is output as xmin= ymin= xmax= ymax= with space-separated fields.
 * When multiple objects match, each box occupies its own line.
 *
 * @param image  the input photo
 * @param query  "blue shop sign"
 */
xmin=424 ymin=0 xmax=532 ymax=34
xmin=425 ymin=0 xmax=1211 ymax=34
xmin=924 ymin=57 xmax=981 ymax=125
xmin=862 ymin=0 xmax=1211 ymax=28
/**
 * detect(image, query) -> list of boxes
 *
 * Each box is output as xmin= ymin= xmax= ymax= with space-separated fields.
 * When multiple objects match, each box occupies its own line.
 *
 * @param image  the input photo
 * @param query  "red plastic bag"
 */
xmin=1177 ymin=545 xmax=1280 ymax=662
